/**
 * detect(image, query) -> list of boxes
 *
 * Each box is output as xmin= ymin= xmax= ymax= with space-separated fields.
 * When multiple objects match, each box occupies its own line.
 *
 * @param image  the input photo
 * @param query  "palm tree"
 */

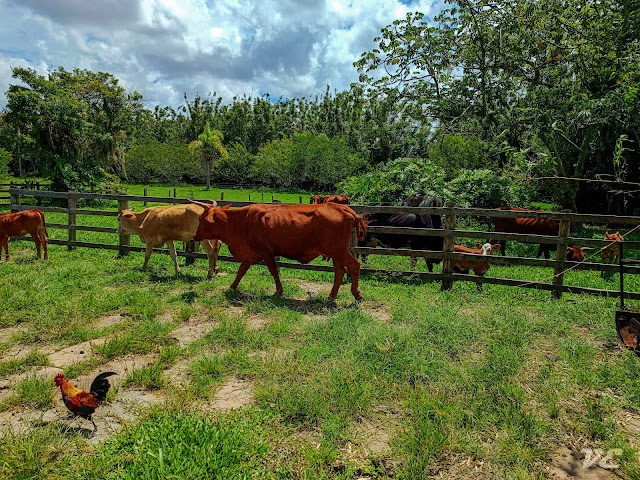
xmin=188 ymin=122 xmax=228 ymax=190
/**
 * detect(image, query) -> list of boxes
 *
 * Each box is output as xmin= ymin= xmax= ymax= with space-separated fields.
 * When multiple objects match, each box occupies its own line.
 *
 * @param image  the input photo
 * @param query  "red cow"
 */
xmin=565 ymin=244 xmax=586 ymax=262
xmin=189 ymin=200 xmax=367 ymax=300
xmin=453 ymin=242 xmax=500 ymax=292
xmin=492 ymin=207 xmax=560 ymax=258
xmin=310 ymin=194 xmax=350 ymax=205
xmin=0 ymin=209 xmax=49 ymax=260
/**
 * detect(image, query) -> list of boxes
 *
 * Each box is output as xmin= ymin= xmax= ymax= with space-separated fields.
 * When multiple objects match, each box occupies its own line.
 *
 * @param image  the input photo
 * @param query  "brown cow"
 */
xmin=492 ymin=207 xmax=560 ymax=258
xmin=189 ymin=201 xmax=366 ymax=300
xmin=453 ymin=242 xmax=500 ymax=292
xmin=310 ymin=194 xmax=350 ymax=205
xmin=602 ymin=231 xmax=623 ymax=265
xmin=565 ymin=244 xmax=586 ymax=262
xmin=117 ymin=204 xmax=221 ymax=279
xmin=0 ymin=209 xmax=49 ymax=260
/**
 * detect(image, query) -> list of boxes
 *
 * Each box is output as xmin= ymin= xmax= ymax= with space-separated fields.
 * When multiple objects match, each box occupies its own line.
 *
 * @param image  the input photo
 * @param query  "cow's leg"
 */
xmin=262 ymin=256 xmax=284 ymax=296
xmin=426 ymin=258 xmax=434 ymax=273
xmin=142 ymin=244 xmax=154 ymax=270
xmin=202 ymin=239 xmax=221 ymax=279
xmin=1 ymin=236 xmax=8 ymax=260
xmin=409 ymin=256 xmax=417 ymax=271
xmin=230 ymin=263 xmax=251 ymax=289
xmin=30 ymin=233 xmax=41 ymax=259
xmin=40 ymin=229 xmax=48 ymax=260
xmin=500 ymin=240 xmax=506 ymax=256
xmin=331 ymin=254 xmax=362 ymax=301
xmin=166 ymin=241 xmax=180 ymax=275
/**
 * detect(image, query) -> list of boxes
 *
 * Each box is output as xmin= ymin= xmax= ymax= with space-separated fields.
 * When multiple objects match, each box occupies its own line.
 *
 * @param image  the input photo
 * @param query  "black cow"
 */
xmin=360 ymin=196 xmax=443 ymax=272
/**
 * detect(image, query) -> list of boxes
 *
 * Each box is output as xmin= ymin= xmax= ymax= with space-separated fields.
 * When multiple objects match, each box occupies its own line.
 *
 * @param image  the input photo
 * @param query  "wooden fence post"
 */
xmin=299 ymin=195 xmax=303 ymax=204
xmin=262 ymin=192 xmax=264 ymax=202
xmin=143 ymin=187 xmax=147 ymax=206
xmin=221 ymin=192 xmax=224 ymax=201
xmin=10 ymin=185 xmax=20 ymax=213
xmin=68 ymin=191 xmax=76 ymax=250
xmin=552 ymin=210 xmax=572 ymax=299
xmin=118 ymin=198 xmax=130 ymax=257
xmin=185 ymin=240 xmax=196 ymax=266
xmin=441 ymin=203 xmax=457 ymax=291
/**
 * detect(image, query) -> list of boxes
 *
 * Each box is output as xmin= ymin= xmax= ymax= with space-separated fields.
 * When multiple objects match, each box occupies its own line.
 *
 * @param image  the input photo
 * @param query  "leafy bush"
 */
xmin=428 ymin=134 xmax=490 ymax=171
xmin=212 ymin=142 xmax=252 ymax=184
xmin=337 ymin=157 xmax=447 ymax=204
xmin=338 ymin=158 xmax=534 ymax=207
xmin=251 ymin=133 xmax=366 ymax=190
xmin=125 ymin=140 xmax=199 ymax=183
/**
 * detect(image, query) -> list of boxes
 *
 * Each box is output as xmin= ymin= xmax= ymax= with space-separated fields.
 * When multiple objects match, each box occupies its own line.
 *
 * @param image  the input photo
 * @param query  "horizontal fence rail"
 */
xmin=5 ymin=187 xmax=640 ymax=301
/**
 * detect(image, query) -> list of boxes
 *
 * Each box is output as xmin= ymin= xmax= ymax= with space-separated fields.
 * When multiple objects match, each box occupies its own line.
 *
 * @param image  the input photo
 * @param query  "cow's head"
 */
xmin=476 ymin=242 xmax=500 ymax=256
xmin=189 ymin=200 xmax=231 ymax=241
xmin=117 ymin=209 xmax=137 ymax=235
xmin=605 ymin=231 xmax=623 ymax=243
xmin=566 ymin=245 xmax=586 ymax=262
xmin=310 ymin=195 xmax=322 ymax=204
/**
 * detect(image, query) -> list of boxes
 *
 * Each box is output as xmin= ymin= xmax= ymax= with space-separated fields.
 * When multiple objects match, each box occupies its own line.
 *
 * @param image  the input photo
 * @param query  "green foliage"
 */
xmin=4 ymin=66 xmax=144 ymax=190
xmin=251 ymin=132 xmax=366 ymax=190
xmin=428 ymin=134 xmax=490 ymax=171
xmin=338 ymin=157 xmax=534 ymax=207
xmin=0 ymin=148 xmax=11 ymax=179
xmin=124 ymin=140 xmax=199 ymax=183
xmin=213 ymin=142 xmax=252 ymax=184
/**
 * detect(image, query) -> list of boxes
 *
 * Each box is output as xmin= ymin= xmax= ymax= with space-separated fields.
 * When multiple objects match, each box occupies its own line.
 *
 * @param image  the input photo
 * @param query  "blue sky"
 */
xmin=0 ymin=0 xmax=442 ymax=110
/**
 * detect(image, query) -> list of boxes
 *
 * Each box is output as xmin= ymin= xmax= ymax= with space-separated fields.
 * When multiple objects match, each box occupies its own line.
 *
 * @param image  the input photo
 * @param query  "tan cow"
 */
xmin=117 ymin=203 xmax=221 ymax=279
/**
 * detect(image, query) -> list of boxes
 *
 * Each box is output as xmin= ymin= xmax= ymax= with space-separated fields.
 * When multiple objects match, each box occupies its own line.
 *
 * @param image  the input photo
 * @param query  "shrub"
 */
xmin=213 ymin=142 xmax=253 ymax=184
xmin=338 ymin=158 xmax=534 ymax=207
xmin=125 ymin=140 xmax=199 ymax=183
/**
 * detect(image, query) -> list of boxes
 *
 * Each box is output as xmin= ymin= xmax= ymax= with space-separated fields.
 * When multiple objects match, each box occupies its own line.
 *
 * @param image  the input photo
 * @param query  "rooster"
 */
xmin=54 ymin=372 xmax=116 ymax=431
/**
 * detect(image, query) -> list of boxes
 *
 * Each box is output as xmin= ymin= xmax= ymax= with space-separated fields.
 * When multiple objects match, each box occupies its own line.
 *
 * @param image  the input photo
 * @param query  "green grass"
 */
xmin=1 ymin=185 xmax=640 ymax=479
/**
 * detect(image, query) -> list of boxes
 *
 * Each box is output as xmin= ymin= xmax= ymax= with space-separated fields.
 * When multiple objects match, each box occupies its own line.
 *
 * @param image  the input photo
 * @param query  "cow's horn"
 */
xmin=188 ymin=198 xmax=212 ymax=209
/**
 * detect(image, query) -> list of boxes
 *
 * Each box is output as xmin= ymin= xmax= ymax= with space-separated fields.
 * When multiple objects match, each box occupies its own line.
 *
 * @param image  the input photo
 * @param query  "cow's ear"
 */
xmin=221 ymin=204 xmax=232 ymax=210
xmin=124 ymin=213 xmax=135 ymax=219
xmin=205 ymin=209 xmax=215 ymax=224
xmin=475 ymin=242 xmax=483 ymax=248
xmin=492 ymin=244 xmax=500 ymax=250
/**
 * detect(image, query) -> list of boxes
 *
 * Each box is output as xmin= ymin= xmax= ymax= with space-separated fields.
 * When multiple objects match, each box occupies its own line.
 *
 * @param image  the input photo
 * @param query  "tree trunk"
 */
xmin=205 ymin=161 xmax=211 ymax=190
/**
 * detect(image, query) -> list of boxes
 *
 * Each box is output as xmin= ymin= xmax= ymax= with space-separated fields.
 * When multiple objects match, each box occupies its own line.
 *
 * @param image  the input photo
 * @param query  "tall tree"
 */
xmin=188 ymin=122 xmax=228 ymax=190
xmin=355 ymin=0 xmax=640 ymax=213
xmin=4 ymin=66 xmax=142 ymax=189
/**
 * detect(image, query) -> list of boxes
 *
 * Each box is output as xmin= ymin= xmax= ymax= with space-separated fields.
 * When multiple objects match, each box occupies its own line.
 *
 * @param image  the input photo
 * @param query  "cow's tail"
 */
xmin=38 ymin=210 xmax=49 ymax=238
xmin=355 ymin=216 xmax=367 ymax=242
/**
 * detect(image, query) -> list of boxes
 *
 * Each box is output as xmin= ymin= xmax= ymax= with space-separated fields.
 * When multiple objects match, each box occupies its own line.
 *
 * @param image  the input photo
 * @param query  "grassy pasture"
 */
xmin=1 ymin=187 xmax=640 ymax=479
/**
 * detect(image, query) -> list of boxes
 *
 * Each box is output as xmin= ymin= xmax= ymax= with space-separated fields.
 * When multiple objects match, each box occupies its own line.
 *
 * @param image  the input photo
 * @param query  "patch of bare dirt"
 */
xmin=1 ymin=366 xmax=63 ymax=389
xmin=48 ymin=338 xmax=107 ymax=369
xmin=73 ymin=354 xmax=159 ymax=390
xmin=351 ymin=405 xmax=403 ymax=456
xmin=0 ymin=324 xmax=28 ymax=340
xmin=246 ymin=315 xmax=269 ymax=331
xmin=292 ymin=280 xmax=335 ymax=298
xmin=361 ymin=301 xmax=392 ymax=323
xmin=157 ymin=312 xmax=175 ymax=324
xmin=546 ymin=446 xmax=619 ymax=479
xmin=0 ymin=344 xmax=56 ymax=365
xmin=616 ymin=408 xmax=640 ymax=437
xmin=163 ymin=357 xmax=194 ymax=386
xmin=170 ymin=321 xmax=217 ymax=348
xmin=200 ymin=376 xmax=254 ymax=412
xmin=93 ymin=314 xmax=127 ymax=330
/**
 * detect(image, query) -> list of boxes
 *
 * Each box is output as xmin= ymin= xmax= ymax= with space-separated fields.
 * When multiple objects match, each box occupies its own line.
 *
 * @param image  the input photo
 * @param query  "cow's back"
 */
xmin=139 ymin=204 xmax=204 ymax=242
xmin=493 ymin=208 xmax=558 ymax=235
xmin=243 ymin=203 xmax=357 ymax=261
xmin=0 ymin=210 xmax=44 ymax=236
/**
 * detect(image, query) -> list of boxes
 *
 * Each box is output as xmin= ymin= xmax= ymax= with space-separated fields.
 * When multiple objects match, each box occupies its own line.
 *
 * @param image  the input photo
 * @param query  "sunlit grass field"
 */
xmin=1 ymin=184 xmax=640 ymax=479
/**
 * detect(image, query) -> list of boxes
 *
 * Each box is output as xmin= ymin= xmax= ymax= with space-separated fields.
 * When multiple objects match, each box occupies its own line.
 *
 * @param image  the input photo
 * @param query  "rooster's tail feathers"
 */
xmin=90 ymin=372 xmax=117 ymax=400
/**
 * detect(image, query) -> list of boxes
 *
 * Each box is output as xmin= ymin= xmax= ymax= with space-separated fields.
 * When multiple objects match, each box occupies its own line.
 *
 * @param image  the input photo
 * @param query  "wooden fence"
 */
xmin=6 ymin=187 xmax=640 ymax=301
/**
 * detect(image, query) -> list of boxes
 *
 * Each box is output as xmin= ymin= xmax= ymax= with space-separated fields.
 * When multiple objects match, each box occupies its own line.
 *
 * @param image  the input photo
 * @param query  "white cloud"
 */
xmin=0 ymin=0 xmax=444 ymax=110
